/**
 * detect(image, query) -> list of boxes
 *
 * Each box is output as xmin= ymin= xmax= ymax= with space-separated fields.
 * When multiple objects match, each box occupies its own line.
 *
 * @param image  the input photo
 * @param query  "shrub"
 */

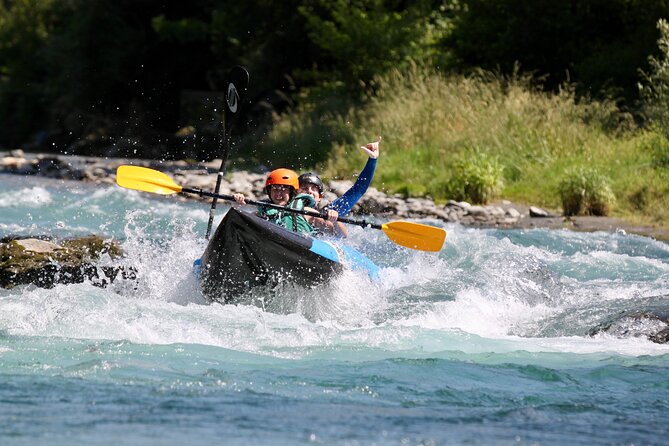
xmin=558 ymin=167 xmax=615 ymax=216
xmin=640 ymin=19 xmax=669 ymax=137
xmin=650 ymin=132 xmax=669 ymax=169
xmin=446 ymin=152 xmax=504 ymax=204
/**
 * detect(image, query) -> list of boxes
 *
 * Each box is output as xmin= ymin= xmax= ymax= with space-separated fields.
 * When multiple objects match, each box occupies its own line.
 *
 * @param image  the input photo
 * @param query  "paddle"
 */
xmin=206 ymin=66 xmax=250 ymax=240
xmin=116 ymin=165 xmax=447 ymax=252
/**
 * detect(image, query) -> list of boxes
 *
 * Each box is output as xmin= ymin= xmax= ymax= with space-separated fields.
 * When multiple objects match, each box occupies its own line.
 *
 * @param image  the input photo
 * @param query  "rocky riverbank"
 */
xmin=2 ymin=149 xmax=669 ymax=240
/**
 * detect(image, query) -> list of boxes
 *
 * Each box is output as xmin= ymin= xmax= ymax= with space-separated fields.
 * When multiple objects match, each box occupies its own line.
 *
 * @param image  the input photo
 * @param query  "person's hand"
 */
xmin=325 ymin=209 xmax=338 ymax=222
xmin=360 ymin=136 xmax=382 ymax=159
xmin=232 ymin=193 xmax=246 ymax=205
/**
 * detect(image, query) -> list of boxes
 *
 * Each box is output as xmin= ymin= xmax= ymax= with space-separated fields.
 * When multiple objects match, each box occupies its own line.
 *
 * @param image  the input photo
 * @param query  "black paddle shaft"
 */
xmin=183 ymin=186 xmax=382 ymax=230
xmin=205 ymin=66 xmax=250 ymax=239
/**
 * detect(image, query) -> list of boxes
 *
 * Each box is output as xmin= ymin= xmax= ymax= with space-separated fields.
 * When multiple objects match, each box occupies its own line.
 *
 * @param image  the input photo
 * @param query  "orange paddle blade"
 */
xmin=381 ymin=221 xmax=447 ymax=252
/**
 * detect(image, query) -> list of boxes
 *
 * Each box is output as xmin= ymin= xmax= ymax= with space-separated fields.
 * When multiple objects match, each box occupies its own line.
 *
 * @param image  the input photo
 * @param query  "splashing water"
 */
xmin=1 ymin=174 xmax=669 ymax=445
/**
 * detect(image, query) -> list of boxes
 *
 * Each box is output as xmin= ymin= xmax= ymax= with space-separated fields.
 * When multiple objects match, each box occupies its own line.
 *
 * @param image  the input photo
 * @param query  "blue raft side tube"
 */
xmin=339 ymin=244 xmax=380 ymax=280
xmin=309 ymin=239 xmax=380 ymax=280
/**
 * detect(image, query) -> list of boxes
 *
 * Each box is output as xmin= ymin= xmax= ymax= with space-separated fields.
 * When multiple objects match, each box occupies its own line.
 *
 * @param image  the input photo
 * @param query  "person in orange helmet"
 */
xmin=260 ymin=168 xmax=299 ymax=207
xmin=233 ymin=168 xmax=342 ymax=236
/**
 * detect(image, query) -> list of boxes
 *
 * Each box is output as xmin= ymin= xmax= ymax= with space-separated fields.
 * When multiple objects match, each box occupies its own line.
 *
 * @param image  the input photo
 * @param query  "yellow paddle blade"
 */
xmin=382 ymin=221 xmax=447 ymax=252
xmin=116 ymin=165 xmax=183 ymax=195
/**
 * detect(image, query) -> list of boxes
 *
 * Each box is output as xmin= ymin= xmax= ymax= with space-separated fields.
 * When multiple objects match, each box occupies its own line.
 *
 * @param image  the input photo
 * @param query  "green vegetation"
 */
xmin=558 ymin=167 xmax=615 ymax=216
xmin=445 ymin=153 xmax=505 ymax=205
xmin=640 ymin=19 xmax=669 ymax=138
xmin=267 ymin=65 xmax=669 ymax=226
xmin=1 ymin=0 xmax=667 ymax=152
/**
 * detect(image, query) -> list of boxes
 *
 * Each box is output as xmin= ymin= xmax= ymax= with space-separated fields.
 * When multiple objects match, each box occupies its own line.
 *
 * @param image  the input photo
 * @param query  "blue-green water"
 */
xmin=1 ymin=174 xmax=669 ymax=445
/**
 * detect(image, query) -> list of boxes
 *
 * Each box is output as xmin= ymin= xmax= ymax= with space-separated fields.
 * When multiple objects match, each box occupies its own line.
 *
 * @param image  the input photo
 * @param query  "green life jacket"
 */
xmin=257 ymin=193 xmax=316 ymax=234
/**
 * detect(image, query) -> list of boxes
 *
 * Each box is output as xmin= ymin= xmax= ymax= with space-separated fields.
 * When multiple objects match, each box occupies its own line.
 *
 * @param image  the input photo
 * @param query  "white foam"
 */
xmin=0 ymin=186 xmax=52 ymax=207
xmin=2 ymin=178 xmax=669 ymax=361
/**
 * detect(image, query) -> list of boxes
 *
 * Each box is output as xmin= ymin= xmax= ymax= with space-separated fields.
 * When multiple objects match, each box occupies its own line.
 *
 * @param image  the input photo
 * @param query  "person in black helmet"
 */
xmin=297 ymin=171 xmax=348 ymax=237
xmin=297 ymin=136 xmax=381 ymax=237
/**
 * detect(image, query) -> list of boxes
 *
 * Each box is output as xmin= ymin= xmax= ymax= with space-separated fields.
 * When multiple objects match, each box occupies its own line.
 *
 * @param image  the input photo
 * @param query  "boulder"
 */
xmin=529 ymin=206 xmax=551 ymax=218
xmin=0 ymin=235 xmax=136 ymax=289
xmin=588 ymin=311 xmax=669 ymax=344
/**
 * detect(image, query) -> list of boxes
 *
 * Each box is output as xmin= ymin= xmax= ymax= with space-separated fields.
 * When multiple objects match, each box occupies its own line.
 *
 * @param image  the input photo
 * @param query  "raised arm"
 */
xmin=327 ymin=136 xmax=381 ymax=217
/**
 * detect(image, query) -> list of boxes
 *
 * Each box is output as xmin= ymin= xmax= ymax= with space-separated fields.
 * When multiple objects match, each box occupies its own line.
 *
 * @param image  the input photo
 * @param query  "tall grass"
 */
xmin=558 ymin=166 xmax=615 ymax=216
xmin=266 ymin=65 xmax=669 ymax=226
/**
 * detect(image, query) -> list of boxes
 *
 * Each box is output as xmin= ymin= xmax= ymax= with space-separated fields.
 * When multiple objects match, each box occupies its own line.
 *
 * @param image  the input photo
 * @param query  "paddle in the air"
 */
xmin=116 ymin=165 xmax=447 ymax=252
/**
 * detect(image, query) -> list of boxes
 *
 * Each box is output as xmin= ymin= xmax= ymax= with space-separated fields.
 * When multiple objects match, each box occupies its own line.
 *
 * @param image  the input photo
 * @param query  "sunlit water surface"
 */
xmin=1 ymin=175 xmax=669 ymax=445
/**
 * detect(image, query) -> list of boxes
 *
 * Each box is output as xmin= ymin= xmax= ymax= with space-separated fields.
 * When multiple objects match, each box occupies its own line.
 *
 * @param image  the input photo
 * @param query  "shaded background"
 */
xmin=1 ymin=0 xmax=668 ymax=163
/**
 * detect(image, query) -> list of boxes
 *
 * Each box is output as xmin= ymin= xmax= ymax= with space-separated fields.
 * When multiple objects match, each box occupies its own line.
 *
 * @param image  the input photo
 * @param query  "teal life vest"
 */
xmin=257 ymin=193 xmax=316 ymax=234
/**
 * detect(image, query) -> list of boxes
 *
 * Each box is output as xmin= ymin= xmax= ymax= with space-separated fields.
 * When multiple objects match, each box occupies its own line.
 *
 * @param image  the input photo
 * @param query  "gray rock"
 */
xmin=487 ymin=206 xmax=506 ymax=218
xmin=589 ymin=311 xmax=669 ymax=344
xmin=505 ymin=207 xmax=521 ymax=219
xmin=429 ymin=208 xmax=452 ymax=221
xmin=15 ymin=239 xmax=62 ymax=254
xmin=0 ymin=156 xmax=28 ymax=171
xmin=498 ymin=217 xmax=520 ymax=226
xmin=466 ymin=205 xmax=488 ymax=217
xmin=328 ymin=180 xmax=354 ymax=196
xmin=530 ymin=206 xmax=550 ymax=218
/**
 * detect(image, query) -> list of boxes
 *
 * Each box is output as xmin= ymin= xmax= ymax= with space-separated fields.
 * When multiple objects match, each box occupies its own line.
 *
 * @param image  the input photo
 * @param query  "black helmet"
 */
xmin=298 ymin=172 xmax=324 ymax=194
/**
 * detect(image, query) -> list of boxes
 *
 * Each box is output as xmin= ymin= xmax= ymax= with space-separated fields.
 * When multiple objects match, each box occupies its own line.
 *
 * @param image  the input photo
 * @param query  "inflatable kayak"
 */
xmin=198 ymin=208 xmax=379 ymax=303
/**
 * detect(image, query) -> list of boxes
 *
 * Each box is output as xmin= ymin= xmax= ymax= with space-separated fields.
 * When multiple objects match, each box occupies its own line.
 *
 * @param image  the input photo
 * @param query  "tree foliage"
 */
xmin=446 ymin=0 xmax=669 ymax=101
xmin=640 ymin=19 xmax=669 ymax=135
xmin=0 ymin=0 xmax=668 ymax=157
xmin=0 ymin=0 xmax=55 ymax=145
xmin=298 ymin=0 xmax=446 ymax=90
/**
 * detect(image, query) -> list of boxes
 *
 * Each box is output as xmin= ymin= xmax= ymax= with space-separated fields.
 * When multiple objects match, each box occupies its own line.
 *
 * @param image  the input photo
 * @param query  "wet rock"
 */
xmin=0 ymin=235 xmax=136 ymax=289
xmin=649 ymin=327 xmax=669 ymax=344
xmin=0 ymin=155 xmax=29 ymax=171
xmin=588 ymin=311 xmax=669 ymax=344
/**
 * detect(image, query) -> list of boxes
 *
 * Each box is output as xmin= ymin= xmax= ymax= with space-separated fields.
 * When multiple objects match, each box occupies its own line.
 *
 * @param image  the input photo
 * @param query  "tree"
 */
xmin=298 ymin=0 xmax=449 ymax=93
xmin=0 ymin=0 xmax=55 ymax=146
xmin=446 ymin=0 xmax=669 ymax=102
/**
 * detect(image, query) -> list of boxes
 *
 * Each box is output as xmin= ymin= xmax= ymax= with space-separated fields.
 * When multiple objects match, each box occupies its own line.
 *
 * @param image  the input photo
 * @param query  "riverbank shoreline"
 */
xmin=2 ymin=150 xmax=668 ymax=241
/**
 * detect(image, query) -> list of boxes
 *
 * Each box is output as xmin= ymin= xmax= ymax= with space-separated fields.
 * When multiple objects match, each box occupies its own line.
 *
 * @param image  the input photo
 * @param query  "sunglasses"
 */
xmin=269 ymin=184 xmax=291 ymax=192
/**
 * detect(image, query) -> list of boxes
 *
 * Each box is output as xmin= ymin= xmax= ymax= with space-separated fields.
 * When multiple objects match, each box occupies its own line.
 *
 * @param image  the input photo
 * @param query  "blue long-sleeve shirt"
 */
xmin=325 ymin=158 xmax=377 ymax=217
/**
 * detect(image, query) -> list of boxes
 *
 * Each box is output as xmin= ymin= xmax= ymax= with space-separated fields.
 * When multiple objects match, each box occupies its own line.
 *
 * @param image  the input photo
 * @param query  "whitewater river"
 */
xmin=1 ymin=174 xmax=669 ymax=445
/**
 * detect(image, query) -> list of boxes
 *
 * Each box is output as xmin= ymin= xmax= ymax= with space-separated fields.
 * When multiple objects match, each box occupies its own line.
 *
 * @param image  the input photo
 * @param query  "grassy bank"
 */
xmin=264 ymin=66 xmax=669 ymax=228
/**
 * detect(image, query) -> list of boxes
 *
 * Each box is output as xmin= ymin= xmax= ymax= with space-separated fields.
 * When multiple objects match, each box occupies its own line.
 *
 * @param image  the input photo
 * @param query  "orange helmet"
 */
xmin=265 ymin=168 xmax=299 ymax=195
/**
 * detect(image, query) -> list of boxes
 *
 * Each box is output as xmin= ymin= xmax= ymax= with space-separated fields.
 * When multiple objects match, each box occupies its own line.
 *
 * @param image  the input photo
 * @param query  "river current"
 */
xmin=1 ymin=174 xmax=668 ymax=445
